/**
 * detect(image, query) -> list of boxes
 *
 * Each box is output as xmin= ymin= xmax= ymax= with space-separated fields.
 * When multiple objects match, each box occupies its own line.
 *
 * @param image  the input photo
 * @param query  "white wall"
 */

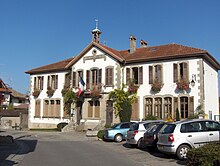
xmin=203 ymin=60 xmax=219 ymax=119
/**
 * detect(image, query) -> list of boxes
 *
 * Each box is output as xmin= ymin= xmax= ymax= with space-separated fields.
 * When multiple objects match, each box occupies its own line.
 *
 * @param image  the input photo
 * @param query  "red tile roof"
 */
xmin=26 ymin=42 xmax=220 ymax=74
xmin=25 ymin=57 xmax=74 ymax=74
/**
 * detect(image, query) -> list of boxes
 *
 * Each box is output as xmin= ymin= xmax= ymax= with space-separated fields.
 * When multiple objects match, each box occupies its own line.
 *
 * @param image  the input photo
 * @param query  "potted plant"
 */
xmin=32 ymin=89 xmax=40 ymax=97
xmin=61 ymin=86 xmax=69 ymax=96
xmin=151 ymin=80 xmax=163 ymax=92
xmin=176 ymin=78 xmax=190 ymax=91
xmin=47 ymin=86 xmax=55 ymax=96
xmin=90 ymin=85 xmax=101 ymax=99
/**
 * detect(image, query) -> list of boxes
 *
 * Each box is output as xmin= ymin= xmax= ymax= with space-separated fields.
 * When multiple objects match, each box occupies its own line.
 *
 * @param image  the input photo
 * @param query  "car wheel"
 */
xmin=114 ymin=134 xmax=123 ymax=142
xmin=177 ymin=144 xmax=191 ymax=160
xmin=137 ymin=138 xmax=146 ymax=149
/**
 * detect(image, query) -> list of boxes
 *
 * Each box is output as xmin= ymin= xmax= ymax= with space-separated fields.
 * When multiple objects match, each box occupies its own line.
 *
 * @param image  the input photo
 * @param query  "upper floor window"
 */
xmin=173 ymin=62 xmax=189 ymax=82
xmin=47 ymin=75 xmax=58 ymax=90
xmin=149 ymin=64 xmax=163 ymax=84
xmin=34 ymin=76 xmax=44 ymax=90
xmin=126 ymin=66 xmax=143 ymax=85
xmin=105 ymin=67 xmax=114 ymax=86
xmin=86 ymin=68 xmax=102 ymax=89
xmin=72 ymin=70 xmax=84 ymax=88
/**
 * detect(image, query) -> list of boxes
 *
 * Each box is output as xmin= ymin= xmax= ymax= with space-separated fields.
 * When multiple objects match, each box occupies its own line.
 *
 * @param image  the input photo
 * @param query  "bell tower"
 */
xmin=91 ymin=19 xmax=102 ymax=43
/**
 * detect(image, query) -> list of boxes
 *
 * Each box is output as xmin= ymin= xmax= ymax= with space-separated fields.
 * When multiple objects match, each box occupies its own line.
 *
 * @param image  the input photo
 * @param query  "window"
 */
xmin=87 ymin=100 xmax=100 ymax=118
xmin=64 ymin=73 xmax=71 ymax=88
xmin=43 ymin=99 xmax=61 ymax=118
xmin=160 ymin=124 xmax=176 ymax=134
xmin=120 ymin=123 xmax=130 ymax=129
xmin=145 ymin=98 xmax=153 ymax=117
xmin=180 ymin=97 xmax=188 ymax=119
xmin=86 ymin=69 xmax=102 ymax=89
xmin=204 ymin=121 xmax=220 ymax=131
xmin=126 ymin=66 xmax=143 ymax=85
xmin=47 ymin=75 xmax=58 ymax=89
xmin=105 ymin=67 xmax=114 ymax=86
xmin=180 ymin=122 xmax=201 ymax=133
xmin=164 ymin=97 xmax=172 ymax=119
xmin=154 ymin=98 xmax=162 ymax=119
xmin=149 ymin=64 xmax=163 ymax=84
xmin=173 ymin=62 xmax=189 ymax=82
xmin=34 ymin=76 xmax=44 ymax=90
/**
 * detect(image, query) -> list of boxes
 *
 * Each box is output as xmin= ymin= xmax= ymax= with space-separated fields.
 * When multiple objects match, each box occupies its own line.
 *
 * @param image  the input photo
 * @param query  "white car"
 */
xmin=157 ymin=119 xmax=220 ymax=160
xmin=126 ymin=120 xmax=163 ymax=148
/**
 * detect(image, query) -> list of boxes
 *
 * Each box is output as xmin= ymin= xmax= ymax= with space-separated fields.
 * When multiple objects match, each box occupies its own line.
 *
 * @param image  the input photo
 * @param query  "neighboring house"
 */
xmin=26 ymin=26 xmax=220 ymax=129
xmin=9 ymin=88 xmax=29 ymax=108
xmin=0 ymin=78 xmax=11 ymax=109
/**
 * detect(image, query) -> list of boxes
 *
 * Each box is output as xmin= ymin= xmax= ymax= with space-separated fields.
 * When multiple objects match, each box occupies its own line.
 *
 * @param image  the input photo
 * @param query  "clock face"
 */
xmin=92 ymin=49 xmax=97 ymax=56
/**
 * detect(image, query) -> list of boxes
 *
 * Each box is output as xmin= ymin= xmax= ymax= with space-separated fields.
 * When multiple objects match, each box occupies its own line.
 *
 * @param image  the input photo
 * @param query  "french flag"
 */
xmin=78 ymin=76 xmax=85 ymax=95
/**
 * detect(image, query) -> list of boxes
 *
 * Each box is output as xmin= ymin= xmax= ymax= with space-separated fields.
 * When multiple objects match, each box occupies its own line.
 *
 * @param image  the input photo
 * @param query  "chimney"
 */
xmin=129 ymin=35 xmax=136 ymax=54
xmin=140 ymin=40 xmax=148 ymax=48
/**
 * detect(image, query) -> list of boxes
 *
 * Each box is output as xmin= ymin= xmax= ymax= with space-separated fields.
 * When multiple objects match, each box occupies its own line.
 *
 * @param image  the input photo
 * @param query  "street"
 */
xmin=0 ymin=130 xmax=185 ymax=166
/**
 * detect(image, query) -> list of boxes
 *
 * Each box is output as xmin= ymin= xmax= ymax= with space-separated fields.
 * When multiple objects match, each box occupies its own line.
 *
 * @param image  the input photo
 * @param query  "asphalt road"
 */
xmin=0 ymin=130 xmax=184 ymax=166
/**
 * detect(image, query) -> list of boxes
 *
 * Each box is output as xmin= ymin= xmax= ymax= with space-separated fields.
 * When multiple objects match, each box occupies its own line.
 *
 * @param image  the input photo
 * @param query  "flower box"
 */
xmin=176 ymin=79 xmax=190 ymax=91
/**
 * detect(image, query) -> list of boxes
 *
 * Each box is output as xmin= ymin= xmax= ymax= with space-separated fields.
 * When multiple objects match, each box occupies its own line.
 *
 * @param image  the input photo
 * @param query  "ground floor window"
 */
xmin=144 ymin=96 xmax=193 ymax=120
xmin=43 ymin=99 xmax=61 ymax=118
xmin=87 ymin=100 xmax=100 ymax=118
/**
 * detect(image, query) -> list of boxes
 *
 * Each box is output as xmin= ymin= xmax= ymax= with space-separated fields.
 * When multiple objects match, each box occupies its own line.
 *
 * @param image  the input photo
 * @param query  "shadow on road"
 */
xmin=122 ymin=143 xmax=186 ymax=165
xmin=0 ymin=139 xmax=38 ymax=165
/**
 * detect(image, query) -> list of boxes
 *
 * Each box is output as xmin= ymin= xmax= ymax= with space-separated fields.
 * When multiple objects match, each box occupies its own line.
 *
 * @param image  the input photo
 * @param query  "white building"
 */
xmin=26 ymin=27 xmax=220 ymax=129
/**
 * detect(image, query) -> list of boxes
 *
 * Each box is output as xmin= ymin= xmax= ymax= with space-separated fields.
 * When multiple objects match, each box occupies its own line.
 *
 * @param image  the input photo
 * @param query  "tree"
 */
xmin=63 ymin=88 xmax=76 ymax=116
xmin=109 ymin=84 xmax=137 ymax=122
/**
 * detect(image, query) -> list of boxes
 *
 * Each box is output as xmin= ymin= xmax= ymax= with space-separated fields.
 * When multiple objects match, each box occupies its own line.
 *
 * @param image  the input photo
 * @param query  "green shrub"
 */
xmin=57 ymin=122 xmax=68 ymax=131
xmin=97 ymin=130 xmax=105 ymax=139
xmin=144 ymin=115 xmax=157 ymax=120
xmin=186 ymin=142 xmax=220 ymax=166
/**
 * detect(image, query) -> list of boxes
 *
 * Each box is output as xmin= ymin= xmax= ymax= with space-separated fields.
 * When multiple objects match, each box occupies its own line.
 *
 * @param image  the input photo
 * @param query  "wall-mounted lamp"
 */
xmin=191 ymin=74 xmax=196 ymax=87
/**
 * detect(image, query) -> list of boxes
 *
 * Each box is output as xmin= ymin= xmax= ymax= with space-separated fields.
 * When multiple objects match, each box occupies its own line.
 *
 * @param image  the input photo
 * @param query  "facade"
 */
xmin=26 ymin=27 xmax=220 ymax=129
xmin=0 ymin=79 xmax=11 ymax=109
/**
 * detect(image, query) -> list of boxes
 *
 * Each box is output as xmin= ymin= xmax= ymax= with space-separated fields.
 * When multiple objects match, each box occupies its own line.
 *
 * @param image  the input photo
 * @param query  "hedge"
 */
xmin=186 ymin=142 xmax=220 ymax=166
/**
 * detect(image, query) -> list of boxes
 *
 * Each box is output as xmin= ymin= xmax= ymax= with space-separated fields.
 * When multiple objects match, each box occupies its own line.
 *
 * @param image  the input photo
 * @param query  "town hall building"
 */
xmin=26 ymin=25 xmax=220 ymax=129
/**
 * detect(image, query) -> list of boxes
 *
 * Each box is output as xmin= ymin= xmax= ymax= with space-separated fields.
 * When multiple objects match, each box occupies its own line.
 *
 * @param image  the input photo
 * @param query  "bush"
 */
xmin=186 ymin=142 xmax=220 ymax=166
xmin=57 ymin=122 xmax=68 ymax=131
xmin=144 ymin=115 xmax=157 ymax=120
xmin=97 ymin=130 xmax=105 ymax=139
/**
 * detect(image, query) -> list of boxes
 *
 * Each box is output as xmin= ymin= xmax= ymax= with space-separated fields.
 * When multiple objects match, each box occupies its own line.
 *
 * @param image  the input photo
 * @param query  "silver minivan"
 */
xmin=157 ymin=119 xmax=220 ymax=160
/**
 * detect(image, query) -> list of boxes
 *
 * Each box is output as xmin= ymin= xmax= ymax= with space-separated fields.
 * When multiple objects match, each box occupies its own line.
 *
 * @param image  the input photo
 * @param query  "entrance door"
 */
xmin=106 ymin=100 xmax=113 ymax=126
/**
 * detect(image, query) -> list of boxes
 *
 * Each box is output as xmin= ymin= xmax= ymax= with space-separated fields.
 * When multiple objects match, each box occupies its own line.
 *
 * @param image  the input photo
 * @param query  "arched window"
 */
xmin=145 ymin=98 xmax=153 ymax=117
xmin=164 ymin=97 xmax=172 ymax=119
xmin=154 ymin=98 xmax=162 ymax=119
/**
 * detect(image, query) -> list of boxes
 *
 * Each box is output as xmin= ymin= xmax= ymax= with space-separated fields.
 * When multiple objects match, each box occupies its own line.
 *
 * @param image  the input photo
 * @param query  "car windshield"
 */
xmin=160 ymin=124 xmax=176 ymax=134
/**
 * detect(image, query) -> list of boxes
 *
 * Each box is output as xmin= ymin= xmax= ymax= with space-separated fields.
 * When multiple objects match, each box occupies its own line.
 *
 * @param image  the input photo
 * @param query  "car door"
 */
xmin=204 ymin=121 xmax=220 ymax=143
xmin=181 ymin=122 xmax=209 ymax=148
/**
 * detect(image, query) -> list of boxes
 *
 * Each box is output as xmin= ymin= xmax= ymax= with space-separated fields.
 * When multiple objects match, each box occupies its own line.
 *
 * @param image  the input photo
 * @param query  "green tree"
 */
xmin=7 ymin=103 xmax=14 ymax=110
xmin=63 ymin=88 xmax=76 ymax=116
xmin=109 ymin=84 xmax=137 ymax=122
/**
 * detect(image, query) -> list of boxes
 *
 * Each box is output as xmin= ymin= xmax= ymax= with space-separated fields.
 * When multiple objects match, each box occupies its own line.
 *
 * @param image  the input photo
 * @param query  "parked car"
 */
xmin=142 ymin=122 xmax=166 ymax=149
xmin=157 ymin=119 xmax=220 ymax=160
xmin=104 ymin=122 xmax=134 ymax=142
xmin=126 ymin=120 xmax=164 ymax=148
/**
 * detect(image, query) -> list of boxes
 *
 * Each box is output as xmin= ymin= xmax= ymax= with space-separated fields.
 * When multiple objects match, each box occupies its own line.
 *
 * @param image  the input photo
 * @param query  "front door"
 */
xmin=106 ymin=100 xmax=113 ymax=126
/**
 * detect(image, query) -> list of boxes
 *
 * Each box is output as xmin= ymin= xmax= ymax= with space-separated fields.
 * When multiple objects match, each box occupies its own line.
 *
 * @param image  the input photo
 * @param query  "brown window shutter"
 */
xmin=72 ymin=72 xmax=76 ymax=88
xmin=55 ymin=75 xmax=58 ymax=89
xmin=110 ymin=68 xmax=113 ymax=85
xmin=157 ymin=65 xmax=162 ymax=83
xmin=105 ymin=68 xmax=109 ymax=85
xmin=189 ymin=96 xmax=194 ymax=116
xmin=65 ymin=73 xmax=70 ymax=88
xmin=149 ymin=66 xmax=153 ymax=84
xmin=98 ymin=69 xmax=102 ymax=84
xmin=173 ymin=63 xmax=178 ymax=82
xmin=40 ymin=77 xmax=44 ymax=90
xmin=183 ymin=62 xmax=188 ymax=81
xmin=34 ymin=77 xmax=36 ymax=89
xmin=173 ymin=97 xmax=178 ymax=119
xmin=126 ymin=68 xmax=130 ymax=85
xmin=47 ymin=76 xmax=50 ymax=88
xmin=139 ymin=67 xmax=143 ymax=84
xmin=86 ymin=70 xmax=90 ymax=89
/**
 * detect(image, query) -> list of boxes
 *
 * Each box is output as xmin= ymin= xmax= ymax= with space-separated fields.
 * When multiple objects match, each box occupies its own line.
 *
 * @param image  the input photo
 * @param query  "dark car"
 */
xmin=142 ymin=122 xmax=166 ymax=149
xmin=104 ymin=122 xmax=134 ymax=142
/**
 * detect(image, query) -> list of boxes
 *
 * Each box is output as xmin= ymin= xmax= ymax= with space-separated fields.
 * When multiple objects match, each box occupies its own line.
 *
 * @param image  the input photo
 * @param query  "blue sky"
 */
xmin=0 ymin=0 xmax=220 ymax=94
